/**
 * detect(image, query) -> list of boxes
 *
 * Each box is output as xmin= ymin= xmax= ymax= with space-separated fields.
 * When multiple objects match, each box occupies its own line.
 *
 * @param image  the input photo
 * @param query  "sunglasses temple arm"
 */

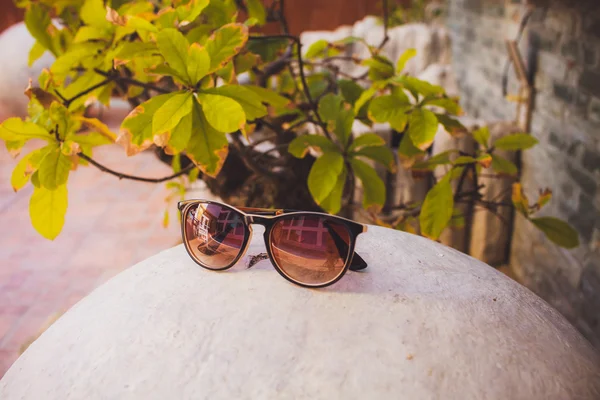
xmin=324 ymin=223 xmax=368 ymax=271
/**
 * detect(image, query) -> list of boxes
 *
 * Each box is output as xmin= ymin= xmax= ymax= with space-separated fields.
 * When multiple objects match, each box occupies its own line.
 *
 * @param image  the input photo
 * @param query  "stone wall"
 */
xmin=447 ymin=0 xmax=600 ymax=347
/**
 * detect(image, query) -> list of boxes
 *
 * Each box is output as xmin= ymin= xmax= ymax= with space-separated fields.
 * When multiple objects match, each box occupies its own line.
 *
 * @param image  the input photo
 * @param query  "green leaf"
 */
xmin=472 ymin=126 xmax=490 ymax=149
xmin=288 ymin=135 xmax=338 ymax=158
xmin=436 ymin=114 xmax=467 ymax=136
xmin=24 ymin=7 xmax=55 ymax=55
xmin=157 ymin=29 xmax=191 ymax=83
xmin=204 ymin=85 xmax=267 ymax=120
xmin=349 ymin=133 xmax=386 ymax=151
xmin=120 ymin=93 xmax=173 ymax=155
xmin=152 ymin=92 xmax=194 ymax=137
xmin=29 ymin=184 xmax=68 ymax=240
xmin=28 ymin=42 xmax=46 ymax=67
xmin=185 ymin=103 xmax=229 ymax=176
xmin=412 ymin=150 xmax=455 ymax=170
xmin=351 ymin=158 xmax=385 ymax=209
xmin=335 ymin=107 xmax=354 ymax=147
xmin=196 ymin=93 xmax=245 ymax=133
xmin=246 ymin=0 xmax=266 ymax=25
xmin=308 ymin=152 xmax=345 ymax=204
xmin=396 ymin=48 xmax=416 ymax=73
xmin=399 ymin=76 xmax=445 ymax=99
xmin=531 ymin=217 xmax=579 ymax=249
xmin=38 ymin=144 xmax=72 ymax=190
xmin=362 ymin=55 xmax=395 ymax=81
xmin=319 ymin=169 xmax=347 ymax=214
xmin=398 ymin=132 xmax=425 ymax=167
xmin=305 ymin=39 xmax=328 ymax=59
xmin=353 ymin=87 xmax=377 ymax=114
xmin=494 ymin=133 xmax=539 ymax=151
xmin=338 ymin=79 xmax=364 ymax=106
xmin=490 ymin=153 xmax=518 ymax=176
xmin=206 ymin=23 xmax=248 ymax=72
xmin=81 ymin=0 xmax=111 ymax=28
xmin=0 ymin=118 xmax=52 ymax=142
xmin=187 ymin=43 xmax=211 ymax=84
xmin=318 ymin=94 xmax=343 ymax=122
xmin=168 ymin=111 xmax=193 ymax=153
xmin=453 ymin=155 xmax=477 ymax=165
xmin=420 ymin=173 xmax=453 ymax=240
xmin=244 ymin=85 xmax=291 ymax=108
xmin=407 ymin=108 xmax=438 ymax=150
xmin=424 ymin=98 xmax=462 ymax=115
xmin=72 ymin=131 xmax=114 ymax=147
xmin=353 ymin=146 xmax=395 ymax=171
xmin=368 ymin=95 xmax=410 ymax=131
xmin=126 ymin=16 xmax=158 ymax=34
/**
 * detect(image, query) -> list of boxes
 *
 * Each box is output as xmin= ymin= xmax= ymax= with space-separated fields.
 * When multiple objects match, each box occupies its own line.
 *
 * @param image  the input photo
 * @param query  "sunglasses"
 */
xmin=177 ymin=199 xmax=368 ymax=288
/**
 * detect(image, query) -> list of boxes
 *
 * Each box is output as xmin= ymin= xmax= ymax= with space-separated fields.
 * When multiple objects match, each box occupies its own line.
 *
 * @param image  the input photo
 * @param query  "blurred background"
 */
xmin=0 ymin=0 xmax=599 ymax=377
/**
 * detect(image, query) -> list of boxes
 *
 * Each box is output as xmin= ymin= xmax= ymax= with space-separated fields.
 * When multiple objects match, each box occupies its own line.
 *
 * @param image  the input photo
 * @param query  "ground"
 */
xmin=0 ymin=135 xmax=185 ymax=376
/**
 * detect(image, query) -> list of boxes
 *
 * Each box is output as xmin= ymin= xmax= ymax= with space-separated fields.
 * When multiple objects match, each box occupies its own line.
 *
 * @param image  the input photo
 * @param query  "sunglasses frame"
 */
xmin=178 ymin=199 xmax=368 ymax=288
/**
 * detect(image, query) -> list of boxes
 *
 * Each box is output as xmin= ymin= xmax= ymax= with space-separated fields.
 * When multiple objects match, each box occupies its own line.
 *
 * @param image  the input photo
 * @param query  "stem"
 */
xmin=93 ymin=69 xmax=169 ymax=94
xmin=78 ymin=153 xmax=196 ymax=183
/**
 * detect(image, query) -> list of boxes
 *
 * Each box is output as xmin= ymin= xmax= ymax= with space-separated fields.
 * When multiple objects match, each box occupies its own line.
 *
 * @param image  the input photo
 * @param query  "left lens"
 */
xmin=269 ymin=215 xmax=352 ymax=285
xmin=183 ymin=202 xmax=247 ymax=270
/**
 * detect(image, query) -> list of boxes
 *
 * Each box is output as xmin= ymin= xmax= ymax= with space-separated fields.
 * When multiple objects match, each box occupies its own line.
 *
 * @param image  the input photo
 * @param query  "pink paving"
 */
xmin=0 ymin=113 xmax=185 ymax=376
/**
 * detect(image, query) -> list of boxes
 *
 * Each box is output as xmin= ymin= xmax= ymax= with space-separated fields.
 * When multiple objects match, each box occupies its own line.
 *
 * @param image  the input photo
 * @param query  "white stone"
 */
xmin=0 ymin=22 xmax=55 ymax=121
xmin=1 ymin=226 xmax=599 ymax=399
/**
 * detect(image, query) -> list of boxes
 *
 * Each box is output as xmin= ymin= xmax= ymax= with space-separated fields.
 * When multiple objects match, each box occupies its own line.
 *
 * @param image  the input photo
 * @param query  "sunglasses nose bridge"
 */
xmin=244 ymin=215 xmax=270 ymax=226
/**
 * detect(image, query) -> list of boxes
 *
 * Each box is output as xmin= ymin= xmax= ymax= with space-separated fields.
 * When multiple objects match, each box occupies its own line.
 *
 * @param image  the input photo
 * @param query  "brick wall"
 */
xmin=447 ymin=0 xmax=600 ymax=347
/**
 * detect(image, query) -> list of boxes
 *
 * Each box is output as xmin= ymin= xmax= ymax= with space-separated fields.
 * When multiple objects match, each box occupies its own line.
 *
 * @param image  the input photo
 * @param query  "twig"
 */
xmin=59 ymin=79 xmax=111 ymax=108
xmin=93 ymin=69 xmax=170 ymax=94
xmin=78 ymin=153 xmax=196 ymax=183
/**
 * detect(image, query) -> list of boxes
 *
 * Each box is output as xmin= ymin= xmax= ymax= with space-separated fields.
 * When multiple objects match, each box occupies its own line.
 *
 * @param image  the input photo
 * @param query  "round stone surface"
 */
xmin=1 ymin=226 xmax=599 ymax=399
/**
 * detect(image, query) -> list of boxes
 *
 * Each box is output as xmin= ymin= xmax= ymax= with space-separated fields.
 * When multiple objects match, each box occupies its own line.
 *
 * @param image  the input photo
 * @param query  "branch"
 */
xmin=93 ymin=69 xmax=170 ymax=94
xmin=379 ymin=0 xmax=390 ymax=50
xmin=59 ymin=79 xmax=112 ymax=108
xmin=78 ymin=153 xmax=196 ymax=183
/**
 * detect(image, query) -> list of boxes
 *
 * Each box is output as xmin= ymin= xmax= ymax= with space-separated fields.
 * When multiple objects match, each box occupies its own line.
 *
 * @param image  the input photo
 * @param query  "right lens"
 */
xmin=269 ymin=215 xmax=352 ymax=285
xmin=183 ymin=202 xmax=248 ymax=270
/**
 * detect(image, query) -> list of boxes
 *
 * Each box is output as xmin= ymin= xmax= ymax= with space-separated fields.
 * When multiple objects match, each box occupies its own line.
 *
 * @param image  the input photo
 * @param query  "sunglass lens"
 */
xmin=184 ymin=203 xmax=247 ymax=270
xmin=270 ymin=215 xmax=352 ymax=285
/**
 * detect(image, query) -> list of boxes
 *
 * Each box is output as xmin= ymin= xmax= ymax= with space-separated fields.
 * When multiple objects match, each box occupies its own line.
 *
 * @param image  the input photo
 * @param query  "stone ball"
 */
xmin=1 ymin=226 xmax=599 ymax=399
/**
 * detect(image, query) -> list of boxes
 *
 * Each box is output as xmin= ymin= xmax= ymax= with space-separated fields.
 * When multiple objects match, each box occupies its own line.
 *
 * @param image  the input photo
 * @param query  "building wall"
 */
xmin=447 ymin=0 xmax=600 ymax=347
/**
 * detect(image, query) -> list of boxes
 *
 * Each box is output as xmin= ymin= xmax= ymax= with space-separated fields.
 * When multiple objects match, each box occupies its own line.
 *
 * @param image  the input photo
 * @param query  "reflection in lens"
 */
xmin=184 ymin=203 xmax=247 ymax=269
xmin=270 ymin=215 xmax=351 ymax=285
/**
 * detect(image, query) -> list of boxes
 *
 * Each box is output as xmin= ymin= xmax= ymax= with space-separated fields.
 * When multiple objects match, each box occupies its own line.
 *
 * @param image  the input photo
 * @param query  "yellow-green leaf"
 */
xmin=420 ymin=173 xmax=453 ymax=240
xmin=308 ymin=152 xmax=344 ymax=204
xmin=491 ymin=153 xmax=518 ymax=176
xmin=472 ymin=126 xmax=490 ymax=149
xmin=168 ymin=111 xmax=193 ymax=153
xmin=28 ymin=42 xmax=46 ymax=67
xmin=351 ymin=158 xmax=385 ymax=209
xmin=396 ymin=48 xmax=416 ymax=73
xmin=494 ymin=133 xmax=539 ymax=151
xmin=400 ymin=76 xmax=444 ymax=99
xmin=152 ymin=92 xmax=194 ymax=137
xmin=531 ymin=217 xmax=579 ymax=249
xmin=318 ymin=93 xmax=343 ymax=122
xmin=338 ymin=79 xmax=364 ymax=106
xmin=349 ymin=133 xmax=386 ymax=151
xmin=187 ymin=44 xmax=211 ymax=84
xmin=204 ymin=85 xmax=267 ymax=120
xmin=244 ymin=85 xmax=291 ymax=108
xmin=319 ymin=169 xmax=347 ymax=214
xmin=10 ymin=147 xmax=49 ymax=192
xmin=353 ymin=86 xmax=377 ymax=114
xmin=353 ymin=146 xmax=395 ymax=172
xmin=38 ymin=145 xmax=72 ymax=190
xmin=288 ymin=135 xmax=338 ymax=158
xmin=0 ymin=118 xmax=52 ymax=142
xmin=157 ymin=28 xmax=191 ymax=83
xmin=305 ymin=39 xmax=328 ymax=59
xmin=246 ymin=0 xmax=267 ymax=25
xmin=180 ymin=0 xmax=210 ymax=23
xmin=81 ymin=0 xmax=111 ymax=28
xmin=398 ymin=132 xmax=425 ymax=167
xmin=119 ymin=93 xmax=173 ymax=155
xmin=206 ymin=23 xmax=249 ymax=72
xmin=24 ymin=7 xmax=56 ymax=55
xmin=425 ymin=98 xmax=462 ymax=115
xmin=196 ymin=93 xmax=245 ymax=133
xmin=186 ymin=102 xmax=229 ymax=176
xmin=368 ymin=95 xmax=410 ymax=131
xmin=29 ymin=184 xmax=68 ymax=240
xmin=407 ymin=108 xmax=438 ymax=150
